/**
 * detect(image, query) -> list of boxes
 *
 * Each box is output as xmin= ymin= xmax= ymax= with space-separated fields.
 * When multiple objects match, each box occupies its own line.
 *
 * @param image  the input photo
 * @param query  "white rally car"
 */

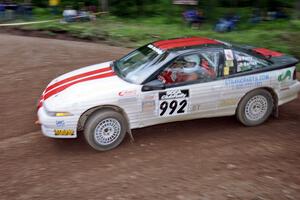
xmin=37 ymin=37 xmax=300 ymax=151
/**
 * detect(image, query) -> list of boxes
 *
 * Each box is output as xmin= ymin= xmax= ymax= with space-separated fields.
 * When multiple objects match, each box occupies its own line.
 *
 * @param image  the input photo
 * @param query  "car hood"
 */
xmin=38 ymin=61 xmax=139 ymax=111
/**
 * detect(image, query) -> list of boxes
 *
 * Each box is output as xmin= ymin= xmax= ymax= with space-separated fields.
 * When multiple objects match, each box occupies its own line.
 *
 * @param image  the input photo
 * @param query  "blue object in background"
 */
xmin=183 ymin=9 xmax=204 ymax=26
xmin=214 ymin=15 xmax=240 ymax=32
xmin=0 ymin=3 xmax=5 ymax=20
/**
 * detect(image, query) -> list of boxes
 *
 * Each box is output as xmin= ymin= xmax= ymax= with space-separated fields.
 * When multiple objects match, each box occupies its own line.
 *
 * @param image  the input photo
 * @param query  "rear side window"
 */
xmin=234 ymin=51 xmax=269 ymax=73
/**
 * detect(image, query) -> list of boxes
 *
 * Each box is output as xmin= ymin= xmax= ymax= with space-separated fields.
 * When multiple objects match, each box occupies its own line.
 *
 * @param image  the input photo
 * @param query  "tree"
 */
xmin=296 ymin=0 xmax=300 ymax=18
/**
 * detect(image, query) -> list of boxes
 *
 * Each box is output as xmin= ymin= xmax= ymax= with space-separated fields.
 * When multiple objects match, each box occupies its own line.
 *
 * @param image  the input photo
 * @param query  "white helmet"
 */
xmin=182 ymin=55 xmax=200 ymax=73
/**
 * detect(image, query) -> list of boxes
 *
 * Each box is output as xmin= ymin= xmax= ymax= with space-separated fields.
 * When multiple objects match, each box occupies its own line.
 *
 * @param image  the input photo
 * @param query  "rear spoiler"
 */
xmin=252 ymin=47 xmax=299 ymax=67
xmin=252 ymin=48 xmax=283 ymax=58
xmin=234 ymin=45 xmax=284 ymax=60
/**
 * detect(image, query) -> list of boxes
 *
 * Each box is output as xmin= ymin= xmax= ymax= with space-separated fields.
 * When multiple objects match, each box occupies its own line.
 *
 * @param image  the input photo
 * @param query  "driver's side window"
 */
xmin=158 ymin=53 xmax=218 ymax=85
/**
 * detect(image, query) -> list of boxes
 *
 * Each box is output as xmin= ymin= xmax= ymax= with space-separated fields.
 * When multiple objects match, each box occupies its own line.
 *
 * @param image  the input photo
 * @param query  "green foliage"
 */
xmin=109 ymin=0 xmax=181 ymax=18
xmin=21 ymin=15 xmax=300 ymax=59
xmin=205 ymin=0 xmax=295 ymax=7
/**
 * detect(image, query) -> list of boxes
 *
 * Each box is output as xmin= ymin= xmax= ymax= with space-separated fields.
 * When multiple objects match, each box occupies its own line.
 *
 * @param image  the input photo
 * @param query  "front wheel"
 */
xmin=236 ymin=89 xmax=274 ymax=126
xmin=84 ymin=110 xmax=127 ymax=151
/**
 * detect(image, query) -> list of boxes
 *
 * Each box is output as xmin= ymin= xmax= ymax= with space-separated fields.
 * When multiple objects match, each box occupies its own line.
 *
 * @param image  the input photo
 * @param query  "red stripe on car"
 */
xmin=37 ymin=97 xmax=43 ymax=110
xmin=153 ymin=37 xmax=220 ymax=50
xmin=44 ymin=71 xmax=115 ymax=100
xmin=153 ymin=37 xmax=201 ymax=46
xmin=45 ymin=66 xmax=112 ymax=93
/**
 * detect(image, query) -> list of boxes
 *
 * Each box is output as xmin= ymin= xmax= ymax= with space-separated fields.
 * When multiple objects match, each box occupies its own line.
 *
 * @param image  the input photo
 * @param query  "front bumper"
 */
xmin=38 ymin=106 xmax=79 ymax=138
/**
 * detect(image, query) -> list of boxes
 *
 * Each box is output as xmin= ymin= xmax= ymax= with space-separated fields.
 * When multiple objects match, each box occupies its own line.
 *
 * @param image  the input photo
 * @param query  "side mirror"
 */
xmin=142 ymin=80 xmax=165 ymax=91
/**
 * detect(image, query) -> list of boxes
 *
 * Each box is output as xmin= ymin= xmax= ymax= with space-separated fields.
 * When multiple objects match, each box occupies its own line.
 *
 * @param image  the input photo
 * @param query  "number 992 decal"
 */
xmin=159 ymin=89 xmax=189 ymax=116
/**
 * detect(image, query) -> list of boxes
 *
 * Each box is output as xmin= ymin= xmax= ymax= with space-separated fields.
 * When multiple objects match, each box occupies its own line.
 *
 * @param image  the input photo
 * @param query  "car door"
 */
xmin=139 ymin=49 xmax=225 ymax=127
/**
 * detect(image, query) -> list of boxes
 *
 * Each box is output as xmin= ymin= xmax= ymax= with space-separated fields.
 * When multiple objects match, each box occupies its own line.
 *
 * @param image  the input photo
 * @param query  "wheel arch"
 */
xmin=77 ymin=105 xmax=131 ymax=133
xmin=236 ymin=86 xmax=279 ymax=116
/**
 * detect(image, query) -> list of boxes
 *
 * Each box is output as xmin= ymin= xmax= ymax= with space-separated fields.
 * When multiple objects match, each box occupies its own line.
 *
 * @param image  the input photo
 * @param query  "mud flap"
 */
xmin=273 ymin=105 xmax=279 ymax=119
xmin=127 ymin=129 xmax=135 ymax=143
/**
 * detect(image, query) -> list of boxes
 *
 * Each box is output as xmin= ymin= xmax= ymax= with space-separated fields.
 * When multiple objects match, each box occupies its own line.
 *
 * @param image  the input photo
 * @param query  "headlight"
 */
xmin=43 ymin=105 xmax=73 ymax=117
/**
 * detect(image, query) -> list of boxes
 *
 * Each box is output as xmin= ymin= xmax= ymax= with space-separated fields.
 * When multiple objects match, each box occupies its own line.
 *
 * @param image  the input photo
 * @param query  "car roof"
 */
xmin=152 ymin=37 xmax=229 ymax=51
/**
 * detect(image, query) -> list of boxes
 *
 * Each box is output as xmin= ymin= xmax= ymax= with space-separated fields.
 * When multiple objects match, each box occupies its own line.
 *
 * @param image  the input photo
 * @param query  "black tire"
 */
xmin=84 ymin=110 xmax=127 ymax=151
xmin=236 ymin=89 xmax=274 ymax=126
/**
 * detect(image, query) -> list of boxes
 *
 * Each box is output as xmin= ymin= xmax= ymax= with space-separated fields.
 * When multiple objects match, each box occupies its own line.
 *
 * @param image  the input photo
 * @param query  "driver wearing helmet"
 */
xmin=159 ymin=54 xmax=201 ymax=84
xmin=158 ymin=54 xmax=216 ymax=84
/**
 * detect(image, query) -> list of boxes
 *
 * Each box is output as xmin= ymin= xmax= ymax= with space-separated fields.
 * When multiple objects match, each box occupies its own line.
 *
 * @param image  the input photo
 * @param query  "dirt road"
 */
xmin=0 ymin=34 xmax=299 ymax=200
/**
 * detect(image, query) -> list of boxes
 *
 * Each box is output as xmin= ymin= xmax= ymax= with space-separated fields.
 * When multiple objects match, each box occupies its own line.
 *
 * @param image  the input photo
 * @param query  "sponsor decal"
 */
xmin=56 ymin=120 xmax=65 ymax=128
xmin=225 ymin=60 xmax=234 ymax=68
xmin=224 ymin=49 xmax=234 ymax=60
xmin=118 ymin=90 xmax=136 ymax=97
xmin=158 ymin=89 xmax=189 ymax=116
xmin=118 ymin=97 xmax=137 ymax=104
xmin=54 ymin=129 xmax=74 ymax=136
xmin=159 ymin=89 xmax=189 ymax=100
xmin=219 ymin=98 xmax=238 ymax=107
xmin=278 ymin=69 xmax=293 ymax=90
xmin=142 ymin=100 xmax=156 ymax=112
xmin=224 ymin=50 xmax=234 ymax=75
xmin=224 ymin=67 xmax=230 ymax=76
xmin=148 ymin=44 xmax=163 ymax=55
xmin=225 ymin=74 xmax=270 ymax=89
xmin=142 ymin=94 xmax=156 ymax=100
xmin=188 ymin=104 xmax=201 ymax=112
xmin=141 ymin=95 xmax=157 ymax=113
xmin=278 ymin=70 xmax=292 ymax=82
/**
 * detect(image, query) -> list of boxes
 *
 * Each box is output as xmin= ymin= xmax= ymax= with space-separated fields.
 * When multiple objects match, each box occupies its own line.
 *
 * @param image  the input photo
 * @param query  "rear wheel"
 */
xmin=237 ymin=89 xmax=274 ymax=126
xmin=84 ymin=110 xmax=127 ymax=151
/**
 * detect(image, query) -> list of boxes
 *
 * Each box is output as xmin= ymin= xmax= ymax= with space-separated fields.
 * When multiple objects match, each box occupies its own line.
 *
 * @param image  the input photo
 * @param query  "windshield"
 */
xmin=114 ymin=45 xmax=164 ymax=84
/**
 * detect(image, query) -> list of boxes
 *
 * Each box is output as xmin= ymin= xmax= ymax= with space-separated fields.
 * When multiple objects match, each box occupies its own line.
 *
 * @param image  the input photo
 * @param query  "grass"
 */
xmin=21 ymin=16 xmax=299 ymax=44
xmin=19 ymin=14 xmax=300 ymax=71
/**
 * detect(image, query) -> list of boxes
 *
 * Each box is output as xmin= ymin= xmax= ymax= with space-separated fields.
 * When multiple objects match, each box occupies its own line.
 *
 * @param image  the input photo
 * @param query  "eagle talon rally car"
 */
xmin=37 ymin=37 xmax=300 ymax=151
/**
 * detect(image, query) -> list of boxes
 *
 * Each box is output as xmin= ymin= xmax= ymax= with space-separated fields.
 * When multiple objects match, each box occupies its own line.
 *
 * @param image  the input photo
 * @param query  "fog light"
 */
xmin=55 ymin=112 xmax=72 ymax=117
